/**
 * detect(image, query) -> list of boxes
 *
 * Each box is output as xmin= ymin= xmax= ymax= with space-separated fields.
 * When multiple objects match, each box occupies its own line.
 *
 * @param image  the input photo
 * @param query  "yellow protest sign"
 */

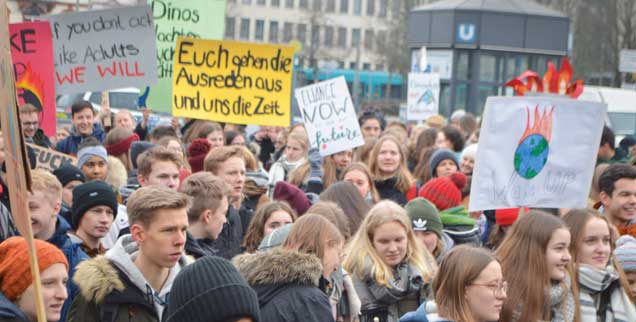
xmin=172 ymin=37 xmax=295 ymax=127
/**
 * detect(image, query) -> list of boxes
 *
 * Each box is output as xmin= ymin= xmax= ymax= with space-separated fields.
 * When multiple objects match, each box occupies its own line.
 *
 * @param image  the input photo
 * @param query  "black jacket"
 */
xmin=27 ymin=128 xmax=52 ymax=148
xmin=201 ymin=206 xmax=243 ymax=260
xmin=233 ymin=248 xmax=335 ymax=322
xmin=184 ymin=232 xmax=214 ymax=259
xmin=374 ymin=177 xmax=407 ymax=206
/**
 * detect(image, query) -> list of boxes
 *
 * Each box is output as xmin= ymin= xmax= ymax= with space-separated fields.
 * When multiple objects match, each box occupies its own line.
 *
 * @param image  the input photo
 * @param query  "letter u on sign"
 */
xmin=457 ymin=23 xmax=476 ymax=43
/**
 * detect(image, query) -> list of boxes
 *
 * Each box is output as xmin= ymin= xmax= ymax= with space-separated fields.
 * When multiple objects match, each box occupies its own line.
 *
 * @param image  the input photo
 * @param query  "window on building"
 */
xmin=313 ymin=0 xmax=321 ymax=10
xmin=255 ymin=20 xmax=265 ymax=41
xmin=283 ymin=22 xmax=293 ymax=42
xmin=286 ymin=0 xmax=294 ymax=8
xmin=240 ymin=18 xmax=250 ymax=40
xmin=324 ymin=26 xmax=334 ymax=47
xmin=297 ymin=23 xmax=307 ymax=44
xmin=225 ymin=17 xmax=235 ymax=39
xmin=363 ymin=63 xmax=371 ymax=70
xmin=352 ymin=28 xmax=360 ymax=46
xmin=376 ymin=64 xmax=384 ymax=71
xmin=300 ymin=0 xmax=308 ymax=8
xmin=364 ymin=29 xmax=373 ymax=49
xmin=298 ymin=57 xmax=305 ymax=67
xmin=379 ymin=0 xmax=387 ymax=17
xmin=340 ymin=0 xmax=348 ymax=14
xmin=350 ymin=62 xmax=357 ymax=69
xmin=337 ymin=27 xmax=347 ymax=48
xmin=326 ymin=0 xmax=335 ymax=12
xmin=376 ymin=29 xmax=386 ymax=47
xmin=311 ymin=25 xmax=320 ymax=46
xmin=242 ymin=0 xmax=252 ymax=4
xmin=257 ymin=0 xmax=266 ymax=5
xmin=272 ymin=0 xmax=280 ymax=6
xmin=269 ymin=21 xmax=279 ymax=43
xmin=338 ymin=61 xmax=345 ymax=68
xmin=354 ymin=0 xmax=361 ymax=15
xmin=391 ymin=0 xmax=400 ymax=17
xmin=367 ymin=0 xmax=375 ymax=16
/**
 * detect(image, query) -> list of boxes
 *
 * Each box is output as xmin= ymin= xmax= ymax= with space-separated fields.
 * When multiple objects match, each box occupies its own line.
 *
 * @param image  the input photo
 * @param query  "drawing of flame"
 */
xmin=16 ymin=63 xmax=45 ymax=110
xmin=519 ymin=105 xmax=555 ymax=144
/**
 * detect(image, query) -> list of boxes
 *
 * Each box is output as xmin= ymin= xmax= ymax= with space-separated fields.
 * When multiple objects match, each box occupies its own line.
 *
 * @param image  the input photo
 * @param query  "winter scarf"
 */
xmin=578 ymin=264 xmax=636 ymax=322
xmin=268 ymin=157 xmax=305 ymax=188
xmin=511 ymin=274 xmax=576 ymax=322
xmin=365 ymin=261 xmax=424 ymax=306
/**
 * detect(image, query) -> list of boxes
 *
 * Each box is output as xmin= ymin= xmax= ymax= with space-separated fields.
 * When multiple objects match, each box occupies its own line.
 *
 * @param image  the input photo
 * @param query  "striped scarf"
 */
xmin=578 ymin=264 xmax=636 ymax=322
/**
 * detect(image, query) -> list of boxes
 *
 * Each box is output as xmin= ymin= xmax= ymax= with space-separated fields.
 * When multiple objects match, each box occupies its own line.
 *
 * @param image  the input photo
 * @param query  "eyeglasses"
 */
xmin=469 ymin=281 xmax=508 ymax=297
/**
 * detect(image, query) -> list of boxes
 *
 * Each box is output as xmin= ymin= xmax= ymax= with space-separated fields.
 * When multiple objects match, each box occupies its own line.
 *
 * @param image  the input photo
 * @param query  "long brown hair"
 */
xmin=320 ymin=181 xmax=370 ymax=234
xmin=340 ymin=162 xmax=380 ymax=203
xmin=307 ymin=201 xmax=352 ymax=240
xmin=283 ymin=213 xmax=344 ymax=259
xmin=242 ymin=201 xmax=297 ymax=253
xmin=413 ymin=147 xmax=438 ymax=184
xmin=433 ymin=245 xmax=498 ymax=322
xmin=287 ymin=156 xmax=338 ymax=188
xmin=563 ymin=208 xmax=635 ymax=302
xmin=495 ymin=210 xmax=577 ymax=322
xmin=368 ymin=135 xmax=413 ymax=193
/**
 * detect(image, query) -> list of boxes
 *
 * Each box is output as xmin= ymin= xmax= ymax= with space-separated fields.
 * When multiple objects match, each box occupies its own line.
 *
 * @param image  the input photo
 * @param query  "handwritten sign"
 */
xmin=27 ymin=143 xmax=76 ymax=172
xmin=295 ymin=76 xmax=364 ymax=156
xmin=407 ymin=73 xmax=440 ymax=121
xmin=145 ymin=0 xmax=226 ymax=113
xmin=9 ymin=21 xmax=56 ymax=137
xmin=48 ymin=5 xmax=157 ymax=94
xmin=172 ymin=38 xmax=295 ymax=127
xmin=469 ymin=96 xmax=606 ymax=211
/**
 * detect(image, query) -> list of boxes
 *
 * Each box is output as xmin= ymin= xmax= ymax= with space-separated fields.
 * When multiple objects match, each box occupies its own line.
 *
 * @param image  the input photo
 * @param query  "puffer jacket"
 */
xmin=67 ymin=235 xmax=189 ymax=322
xmin=55 ymin=123 xmax=106 ymax=155
xmin=233 ymin=248 xmax=335 ymax=322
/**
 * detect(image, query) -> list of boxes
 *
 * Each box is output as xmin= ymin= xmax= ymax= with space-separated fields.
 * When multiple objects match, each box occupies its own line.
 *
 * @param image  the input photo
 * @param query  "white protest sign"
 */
xmin=295 ymin=76 xmax=364 ymax=156
xmin=49 ymin=5 xmax=157 ymax=94
xmin=407 ymin=73 xmax=440 ymax=121
xmin=469 ymin=96 xmax=606 ymax=211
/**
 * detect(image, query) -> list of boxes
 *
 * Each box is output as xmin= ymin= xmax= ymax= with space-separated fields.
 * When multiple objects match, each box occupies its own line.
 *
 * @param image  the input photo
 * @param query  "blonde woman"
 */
xmin=269 ymin=132 xmax=309 ymax=188
xmin=343 ymin=200 xmax=437 ymax=322
xmin=368 ymin=135 xmax=414 ymax=205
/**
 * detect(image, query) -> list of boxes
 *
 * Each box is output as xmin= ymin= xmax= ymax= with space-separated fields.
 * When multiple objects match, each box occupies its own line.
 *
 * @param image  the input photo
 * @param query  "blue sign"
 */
xmin=456 ymin=23 xmax=476 ymax=43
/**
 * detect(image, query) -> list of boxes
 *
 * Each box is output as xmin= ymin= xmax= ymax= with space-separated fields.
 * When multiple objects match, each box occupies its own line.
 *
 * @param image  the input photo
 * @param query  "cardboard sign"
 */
xmin=172 ymin=38 xmax=295 ymax=127
xmin=48 ymin=5 xmax=158 ymax=94
xmin=27 ymin=143 xmax=76 ymax=172
xmin=145 ymin=0 xmax=226 ymax=113
xmin=469 ymin=96 xmax=606 ymax=211
xmin=9 ymin=21 xmax=56 ymax=137
xmin=295 ymin=76 xmax=364 ymax=156
xmin=407 ymin=73 xmax=440 ymax=121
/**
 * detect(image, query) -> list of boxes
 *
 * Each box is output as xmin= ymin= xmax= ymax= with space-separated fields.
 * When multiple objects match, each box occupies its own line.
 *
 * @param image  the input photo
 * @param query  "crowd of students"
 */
xmin=1 ymin=101 xmax=636 ymax=322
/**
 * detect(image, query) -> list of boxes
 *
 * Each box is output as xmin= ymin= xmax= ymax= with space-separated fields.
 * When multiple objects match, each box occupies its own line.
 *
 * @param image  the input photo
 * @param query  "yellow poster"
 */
xmin=172 ymin=37 xmax=295 ymax=126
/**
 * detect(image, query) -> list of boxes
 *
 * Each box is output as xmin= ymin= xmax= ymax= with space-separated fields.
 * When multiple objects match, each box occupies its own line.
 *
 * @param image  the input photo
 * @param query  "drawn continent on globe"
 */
xmin=514 ymin=106 xmax=554 ymax=180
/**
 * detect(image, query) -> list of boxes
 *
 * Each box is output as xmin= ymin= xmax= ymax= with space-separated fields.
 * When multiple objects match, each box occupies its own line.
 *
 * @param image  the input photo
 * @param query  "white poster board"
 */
xmin=469 ymin=96 xmax=606 ymax=211
xmin=295 ymin=76 xmax=364 ymax=156
xmin=49 ymin=5 xmax=157 ymax=94
xmin=407 ymin=73 xmax=440 ymax=121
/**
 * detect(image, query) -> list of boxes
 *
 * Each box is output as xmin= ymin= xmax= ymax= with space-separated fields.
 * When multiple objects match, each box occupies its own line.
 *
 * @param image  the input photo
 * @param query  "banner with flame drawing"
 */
xmin=469 ymin=96 xmax=606 ymax=211
xmin=9 ymin=21 xmax=56 ymax=137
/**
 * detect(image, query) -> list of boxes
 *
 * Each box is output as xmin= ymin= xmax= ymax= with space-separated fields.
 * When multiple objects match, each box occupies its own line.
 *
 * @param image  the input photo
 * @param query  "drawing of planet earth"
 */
xmin=514 ymin=134 xmax=549 ymax=179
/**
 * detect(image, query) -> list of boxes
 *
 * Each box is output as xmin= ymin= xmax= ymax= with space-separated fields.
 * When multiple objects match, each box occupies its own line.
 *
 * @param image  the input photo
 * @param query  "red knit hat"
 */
xmin=418 ymin=172 xmax=467 ymax=211
xmin=495 ymin=207 xmax=528 ymax=226
xmin=0 ymin=237 xmax=69 ymax=301
xmin=273 ymin=181 xmax=311 ymax=215
xmin=187 ymin=138 xmax=212 ymax=173
xmin=105 ymin=133 xmax=139 ymax=156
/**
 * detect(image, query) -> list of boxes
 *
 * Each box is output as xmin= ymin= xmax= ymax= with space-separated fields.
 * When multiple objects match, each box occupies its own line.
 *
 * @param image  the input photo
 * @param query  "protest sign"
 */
xmin=469 ymin=96 xmax=606 ymax=211
xmin=27 ymin=143 xmax=76 ymax=172
xmin=9 ymin=21 xmax=56 ymax=137
xmin=48 ymin=5 xmax=157 ymax=94
xmin=295 ymin=76 xmax=364 ymax=156
xmin=0 ymin=3 xmax=47 ymax=321
xmin=172 ymin=38 xmax=295 ymax=127
xmin=145 ymin=0 xmax=226 ymax=113
xmin=407 ymin=73 xmax=440 ymax=121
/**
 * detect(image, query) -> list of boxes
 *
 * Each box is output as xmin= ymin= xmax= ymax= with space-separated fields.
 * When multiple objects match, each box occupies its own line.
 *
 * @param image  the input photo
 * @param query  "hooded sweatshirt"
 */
xmin=0 ymin=291 xmax=29 ymax=322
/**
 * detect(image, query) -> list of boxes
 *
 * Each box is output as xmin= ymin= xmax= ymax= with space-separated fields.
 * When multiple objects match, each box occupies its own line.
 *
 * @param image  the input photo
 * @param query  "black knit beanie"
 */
xmin=71 ymin=180 xmax=118 ymax=229
xmin=163 ymin=256 xmax=261 ymax=322
xmin=52 ymin=163 xmax=85 ymax=187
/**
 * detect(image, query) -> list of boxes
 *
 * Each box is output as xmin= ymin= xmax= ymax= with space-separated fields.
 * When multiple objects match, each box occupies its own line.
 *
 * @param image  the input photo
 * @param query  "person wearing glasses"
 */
xmin=563 ymin=209 xmax=636 ymax=321
xmin=19 ymin=103 xmax=52 ymax=147
xmin=400 ymin=245 xmax=507 ymax=322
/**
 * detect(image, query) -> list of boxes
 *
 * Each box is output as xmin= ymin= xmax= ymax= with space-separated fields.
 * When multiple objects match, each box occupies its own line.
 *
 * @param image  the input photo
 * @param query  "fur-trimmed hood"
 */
xmin=233 ymin=248 xmax=323 ymax=286
xmin=73 ymin=255 xmax=124 ymax=304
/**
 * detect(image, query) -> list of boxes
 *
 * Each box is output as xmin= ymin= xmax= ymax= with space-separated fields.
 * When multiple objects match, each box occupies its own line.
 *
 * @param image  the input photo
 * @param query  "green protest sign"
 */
xmin=145 ymin=0 xmax=226 ymax=113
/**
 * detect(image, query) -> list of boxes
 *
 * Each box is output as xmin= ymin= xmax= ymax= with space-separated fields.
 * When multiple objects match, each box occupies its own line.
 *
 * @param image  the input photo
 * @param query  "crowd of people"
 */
xmin=1 ymin=100 xmax=636 ymax=322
